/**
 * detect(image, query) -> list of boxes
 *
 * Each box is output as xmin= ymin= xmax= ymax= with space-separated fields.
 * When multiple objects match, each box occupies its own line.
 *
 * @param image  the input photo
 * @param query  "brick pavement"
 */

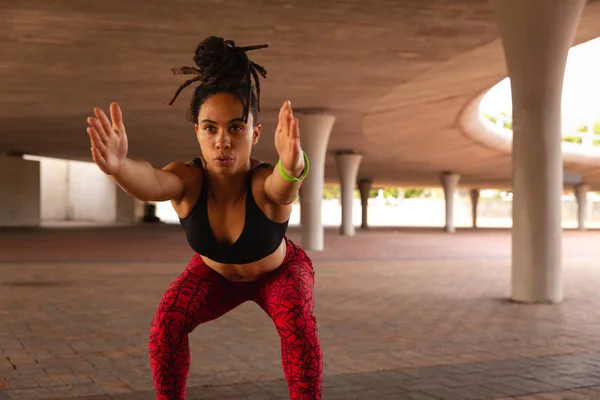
xmin=2 ymin=225 xmax=600 ymax=399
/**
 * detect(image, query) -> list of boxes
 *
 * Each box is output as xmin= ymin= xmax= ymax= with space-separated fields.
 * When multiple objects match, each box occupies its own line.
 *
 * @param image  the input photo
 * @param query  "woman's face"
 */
xmin=195 ymin=92 xmax=261 ymax=174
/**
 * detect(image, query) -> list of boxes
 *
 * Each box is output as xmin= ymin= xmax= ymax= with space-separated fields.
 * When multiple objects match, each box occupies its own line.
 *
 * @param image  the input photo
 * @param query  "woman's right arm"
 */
xmin=111 ymin=159 xmax=189 ymax=203
xmin=86 ymin=102 xmax=189 ymax=203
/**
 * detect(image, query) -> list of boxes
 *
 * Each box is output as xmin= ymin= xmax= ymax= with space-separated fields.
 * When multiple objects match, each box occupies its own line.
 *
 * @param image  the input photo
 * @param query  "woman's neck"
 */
xmin=205 ymin=161 xmax=252 ymax=204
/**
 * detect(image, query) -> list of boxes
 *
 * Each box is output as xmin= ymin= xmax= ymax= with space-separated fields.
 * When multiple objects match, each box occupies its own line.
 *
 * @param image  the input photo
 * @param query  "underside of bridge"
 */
xmin=2 ymin=0 xmax=599 ymax=188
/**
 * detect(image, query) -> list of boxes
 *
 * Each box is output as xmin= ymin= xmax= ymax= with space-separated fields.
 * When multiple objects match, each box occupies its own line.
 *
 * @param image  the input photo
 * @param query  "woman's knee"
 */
xmin=150 ymin=275 xmax=197 ymax=340
xmin=273 ymin=302 xmax=318 ymax=339
xmin=150 ymin=298 xmax=191 ymax=344
xmin=265 ymin=260 xmax=318 ymax=334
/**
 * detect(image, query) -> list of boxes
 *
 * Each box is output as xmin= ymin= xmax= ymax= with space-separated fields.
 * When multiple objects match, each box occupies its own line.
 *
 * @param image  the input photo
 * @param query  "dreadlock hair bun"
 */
xmin=168 ymin=36 xmax=268 ymax=125
xmin=194 ymin=36 xmax=229 ymax=67
xmin=193 ymin=37 xmax=247 ymax=88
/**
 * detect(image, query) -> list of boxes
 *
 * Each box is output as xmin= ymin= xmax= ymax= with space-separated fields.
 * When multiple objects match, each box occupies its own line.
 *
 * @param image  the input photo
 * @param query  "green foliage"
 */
xmin=575 ymin=122 xmax=600 ymax=134
xmin=563 ymin=136 xmax=582 ymax=144
xmin=403 ymin=188 xmax=425 ymax=198
xmin=564 ymin=122 xmax=600 ymax=145
xmin=323 ymin=185 xmax=340 ymax=200
xmin=367 ymin=187 xmax=427 ymax=199
xmin=383 ymin=187 xmax=399 ymax=197
xmin=483 ymin=113 xmax=513 ymax=129
xmin=485 ymin=113 xmax=600 ymax=145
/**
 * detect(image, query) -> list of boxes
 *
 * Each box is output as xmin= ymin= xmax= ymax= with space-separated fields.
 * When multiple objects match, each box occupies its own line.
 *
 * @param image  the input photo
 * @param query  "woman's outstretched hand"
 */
xmin=86 ymin=102 xmax=129 ymax=176
xmin=274 ymin=100 xmax=305 ymax=177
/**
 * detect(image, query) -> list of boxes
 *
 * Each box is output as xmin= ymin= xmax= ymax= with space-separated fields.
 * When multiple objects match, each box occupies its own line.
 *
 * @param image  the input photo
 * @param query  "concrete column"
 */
xmin=491 ymin=0 xmax=585 ymax=303
xmin=575 ymin=184 xmax=590 ymax=231
xmin=335 ymin=152 xmax=363 ymax=236
xmin=358 ymin=179 xmax=372 ymax=229
xmin=298 ymin=110 xmax=336 ymax=251
xmin=441 ymin=172 xmax=460 ymax=233
xmin=0 ymin=155 xmax=40 ymax=227
xmin=470 ymin=189 xmax=480 ymax=228
xmin=116 ymin=189 xmax=145 ymax=225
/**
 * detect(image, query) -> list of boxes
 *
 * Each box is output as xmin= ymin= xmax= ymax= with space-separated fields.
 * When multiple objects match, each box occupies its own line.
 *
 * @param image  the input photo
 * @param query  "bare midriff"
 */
xmin=200 ymin=239 xmax=286 ymax=282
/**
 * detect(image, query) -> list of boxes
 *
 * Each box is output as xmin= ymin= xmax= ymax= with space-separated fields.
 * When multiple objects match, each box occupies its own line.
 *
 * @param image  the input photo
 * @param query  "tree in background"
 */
xmin=321 ymin=185 xmax=512 ymax=201
xmin=323 ymin=185 xmax=341 ymax=200
xmin=368 ymin=187 xmax=428 ymax=199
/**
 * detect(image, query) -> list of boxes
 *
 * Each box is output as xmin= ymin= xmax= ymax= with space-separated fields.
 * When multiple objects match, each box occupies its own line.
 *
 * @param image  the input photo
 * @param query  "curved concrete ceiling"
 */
xmin=363 ymin=0 xmax=600 ymax=189
xmin=1 ymin=1 xmax=600 ymax=189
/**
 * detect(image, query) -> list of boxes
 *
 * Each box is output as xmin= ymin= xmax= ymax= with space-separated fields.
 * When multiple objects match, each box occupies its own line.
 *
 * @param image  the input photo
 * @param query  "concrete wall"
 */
xmin=66 ymin=161 xmax=117 ymax=222
xmin=40 ymin=157 xmax=69 ymax=220
xmin=0 ymin=155 xmax=40 ymax=227
xmin=40 ymin=158 xmax=142 ymax=224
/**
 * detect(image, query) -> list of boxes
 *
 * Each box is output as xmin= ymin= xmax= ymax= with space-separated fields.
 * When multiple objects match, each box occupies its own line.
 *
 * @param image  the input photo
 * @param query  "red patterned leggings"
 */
xmin=148 ymin=237 xmax=322 ymax=399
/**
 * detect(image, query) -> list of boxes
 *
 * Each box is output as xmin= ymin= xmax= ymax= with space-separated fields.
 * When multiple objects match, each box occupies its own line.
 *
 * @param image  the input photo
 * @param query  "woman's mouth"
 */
xmin=214 ymin=156 xmax=234 ymax=166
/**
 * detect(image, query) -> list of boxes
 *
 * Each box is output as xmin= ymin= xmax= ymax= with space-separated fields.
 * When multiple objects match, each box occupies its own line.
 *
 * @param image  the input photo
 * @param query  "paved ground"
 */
xmin=2 ymin=224 xmax=600 ymax=399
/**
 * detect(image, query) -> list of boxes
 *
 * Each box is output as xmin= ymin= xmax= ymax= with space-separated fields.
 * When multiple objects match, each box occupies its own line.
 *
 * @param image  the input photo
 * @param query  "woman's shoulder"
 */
xmin=184 ymin=156 xmax=206 ymax=169
xmin=250 ymin=159 xmax=273 ymax=182
xmin=250 ymin=158 xmax=273 ymax=171
xmin=161 ymin=159 xmax=204 ymax=193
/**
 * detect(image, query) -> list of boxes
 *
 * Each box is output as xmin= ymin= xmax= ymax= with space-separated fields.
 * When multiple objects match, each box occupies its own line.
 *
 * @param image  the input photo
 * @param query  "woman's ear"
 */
xmin=252 ymin=123 xmax=261 ymax=145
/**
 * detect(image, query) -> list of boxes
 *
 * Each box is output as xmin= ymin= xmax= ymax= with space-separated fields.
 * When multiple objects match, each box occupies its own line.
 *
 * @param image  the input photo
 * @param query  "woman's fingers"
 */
xmin=92 ymin=154 xmax=111 ymax=175
xmin=290 ymin=117 xmax=299 ymax=139
xmin=110 ymin=102 xmax=125 ymax=135
xmin=86 ymin=104 xmax=126 ymax=175
xmin=87 ymin=127 xmax=107 ymax=153
xmin=283 ymin=101 xmax=292 ymax=137
xmin=278 ymin=101 xmax=287 ymax=128
xmin=94 ymin=107 xmax=114 ymax=138
xmin=88 ymin=139 xmax=108 ymax=165
xmin=87 ymin=117 xmax=108 ymax=144
xmin=286 ymin=101 xmax=295 ymax=138
xmin=277 ymin=100 xmax=294 ymax=136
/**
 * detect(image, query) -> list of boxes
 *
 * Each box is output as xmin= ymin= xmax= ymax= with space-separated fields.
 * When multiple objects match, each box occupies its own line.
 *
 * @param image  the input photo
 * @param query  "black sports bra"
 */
xmin=179 ymin=158 xmax=289 ymax=264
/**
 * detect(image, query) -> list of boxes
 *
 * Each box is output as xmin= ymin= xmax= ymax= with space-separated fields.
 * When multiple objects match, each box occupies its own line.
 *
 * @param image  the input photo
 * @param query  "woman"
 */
xmin=85 ymin=36 xmax=322 ymax=400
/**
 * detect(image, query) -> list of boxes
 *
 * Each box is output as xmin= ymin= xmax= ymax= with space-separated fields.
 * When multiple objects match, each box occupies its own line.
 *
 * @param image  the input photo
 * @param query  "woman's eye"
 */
xmin=230 ymin=125 xmax=243 ymax=132
xmin=204 ymin=125 xmax=215 ymax=132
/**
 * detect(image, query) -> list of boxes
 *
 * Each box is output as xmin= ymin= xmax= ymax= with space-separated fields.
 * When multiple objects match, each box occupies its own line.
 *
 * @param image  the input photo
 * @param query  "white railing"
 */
xmin=484 ymin=112 xmax=600 ymax=147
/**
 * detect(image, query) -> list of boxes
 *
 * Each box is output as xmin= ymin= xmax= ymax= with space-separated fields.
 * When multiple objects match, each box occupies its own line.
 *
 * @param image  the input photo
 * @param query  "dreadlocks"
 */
xmin=168 ymin=36 xmax=268 ymax=125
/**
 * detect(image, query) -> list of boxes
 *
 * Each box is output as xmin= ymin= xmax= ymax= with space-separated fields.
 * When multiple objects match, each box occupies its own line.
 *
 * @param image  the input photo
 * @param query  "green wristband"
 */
xmin=277 ymin=151 xmax=310 ymax=183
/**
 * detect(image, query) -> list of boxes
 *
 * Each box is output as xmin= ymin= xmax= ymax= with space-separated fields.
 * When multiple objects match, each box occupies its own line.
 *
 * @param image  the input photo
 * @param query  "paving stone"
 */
xmin=9 ymin=388 xmax=51 ymax=400
xmin=5 ymin=378 xmax=38 ymax=390
xmin=0 ymin=392 xmax=16 ymax=400
xmin=3 ymin=226 xmax=600 ymax=399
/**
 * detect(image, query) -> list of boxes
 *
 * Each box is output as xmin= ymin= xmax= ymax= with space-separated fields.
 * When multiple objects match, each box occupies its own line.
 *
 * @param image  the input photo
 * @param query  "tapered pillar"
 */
xmin=335 ymin=151 xmax=362 ymax=236
xmin=441 ymin=172 xmax=460 ymax=233
xmin=298 ymin=110 xmax=336 ymax=251
xmin=575 ymin=184 xmax=590 ymax=231
xmin=491 ymin=0 xmax=585 ymax=303
xmin=358 ymin=179 xmax=372 ymax=229
xmin=470 ymin=189 xmax=480 ymax=228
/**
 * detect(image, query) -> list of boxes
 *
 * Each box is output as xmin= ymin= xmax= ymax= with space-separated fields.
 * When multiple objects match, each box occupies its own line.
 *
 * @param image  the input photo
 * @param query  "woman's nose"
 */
xmin=215 ymin=133 xmax=231 ymax=149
